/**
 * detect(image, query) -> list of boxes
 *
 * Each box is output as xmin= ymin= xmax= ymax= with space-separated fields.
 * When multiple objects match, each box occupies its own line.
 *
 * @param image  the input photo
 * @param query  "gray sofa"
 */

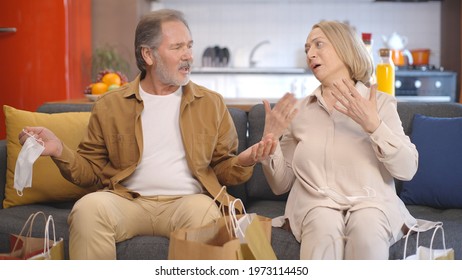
xmin=1 ymin=101 xmax=461 ymax=260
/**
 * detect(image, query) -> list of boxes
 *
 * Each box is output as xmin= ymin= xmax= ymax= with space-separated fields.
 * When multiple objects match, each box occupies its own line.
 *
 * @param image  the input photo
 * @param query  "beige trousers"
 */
xmin=68 ymin=191 xmax=221 ymax=260
xmin=300 ymin=207 xmax=392 ymax=260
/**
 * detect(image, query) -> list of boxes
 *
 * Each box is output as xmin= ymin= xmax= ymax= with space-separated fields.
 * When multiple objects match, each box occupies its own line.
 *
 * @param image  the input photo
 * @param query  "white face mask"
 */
xmin=14 ymin=134 xmax=45 ymax=196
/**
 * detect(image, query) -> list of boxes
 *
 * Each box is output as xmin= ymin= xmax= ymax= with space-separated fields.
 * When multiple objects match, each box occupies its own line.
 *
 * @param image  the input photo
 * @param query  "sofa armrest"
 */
xmin=0 ymin=139 xmax=7 ymax=209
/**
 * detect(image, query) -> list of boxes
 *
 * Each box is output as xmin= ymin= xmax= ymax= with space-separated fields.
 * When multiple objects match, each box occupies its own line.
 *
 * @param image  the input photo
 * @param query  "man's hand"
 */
xmin=237 ymin=133 xmax=277 ymax=166
xmin=19 ymin=127 xmax=64 ymax=158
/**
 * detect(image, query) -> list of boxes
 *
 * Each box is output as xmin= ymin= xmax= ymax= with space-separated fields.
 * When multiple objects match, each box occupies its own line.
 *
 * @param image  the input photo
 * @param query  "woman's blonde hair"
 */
xmin=312 ymin=21 xmax=373 ymax=85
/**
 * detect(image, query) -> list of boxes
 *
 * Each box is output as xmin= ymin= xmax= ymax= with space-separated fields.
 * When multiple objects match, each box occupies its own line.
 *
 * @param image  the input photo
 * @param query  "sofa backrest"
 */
xmin=226 ymin=108 xmax=249 ymax=203
xmin=36 ymin=103 xmax=94 ymax=114
xmin=246 ymin=104 xmax=289 ymax=202
xmin=397 ymin=102 xmax=462 ymax=135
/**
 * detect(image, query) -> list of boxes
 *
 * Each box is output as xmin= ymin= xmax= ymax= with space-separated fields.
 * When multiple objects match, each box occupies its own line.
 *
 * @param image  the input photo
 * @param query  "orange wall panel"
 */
xmin=0 ymin=0 xmax=91 ymax=139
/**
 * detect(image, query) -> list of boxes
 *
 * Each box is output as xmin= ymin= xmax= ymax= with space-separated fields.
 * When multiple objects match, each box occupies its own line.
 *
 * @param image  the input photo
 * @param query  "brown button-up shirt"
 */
xmin=53 ymin=75 xmax=253 ymax=206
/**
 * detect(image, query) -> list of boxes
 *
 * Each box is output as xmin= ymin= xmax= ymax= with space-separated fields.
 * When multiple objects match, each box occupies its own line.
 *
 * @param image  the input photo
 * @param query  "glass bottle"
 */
xmin=362 ymin=33 xmax=376 ymax=85
xmin=376 ymin=48 xmax=395 ymax=96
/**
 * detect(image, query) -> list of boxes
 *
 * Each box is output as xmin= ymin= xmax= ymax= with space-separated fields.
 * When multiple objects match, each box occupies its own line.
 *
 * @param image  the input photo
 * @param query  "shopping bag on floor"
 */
xmin=168 ymin=186 xmax=276 ymax=260
xmin=0 ymin=211 xmax=64 ymax=260
xmin=230 ymin=199 xmax=277 ymax=260
xmin=403 ymin=219 xmax=454 ymax=260
xmin=168 ymin=215 xmax=243 ymax=260
xmin=168 ymin=186 xmax=243 ymax=260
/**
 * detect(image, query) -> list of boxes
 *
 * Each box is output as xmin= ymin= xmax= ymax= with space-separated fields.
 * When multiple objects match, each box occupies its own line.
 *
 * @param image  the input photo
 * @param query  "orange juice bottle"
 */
xmin=376 ymin=48 xmax=395 ymax=96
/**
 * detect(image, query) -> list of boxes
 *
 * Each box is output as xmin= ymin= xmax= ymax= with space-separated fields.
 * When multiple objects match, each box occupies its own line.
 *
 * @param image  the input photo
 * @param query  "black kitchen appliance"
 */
xmin=394 ymin=66 xmax=457 ymax=102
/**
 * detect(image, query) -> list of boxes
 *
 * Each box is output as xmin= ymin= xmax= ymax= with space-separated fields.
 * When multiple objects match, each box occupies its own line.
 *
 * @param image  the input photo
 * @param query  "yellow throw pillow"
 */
xmin=3 ymin=105 xmax=98 ymax=208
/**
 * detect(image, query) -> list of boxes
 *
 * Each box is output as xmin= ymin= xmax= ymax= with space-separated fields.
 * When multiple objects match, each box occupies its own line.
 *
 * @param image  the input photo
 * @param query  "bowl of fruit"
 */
xmin=84 ymin=69 xmax=128 ymax=101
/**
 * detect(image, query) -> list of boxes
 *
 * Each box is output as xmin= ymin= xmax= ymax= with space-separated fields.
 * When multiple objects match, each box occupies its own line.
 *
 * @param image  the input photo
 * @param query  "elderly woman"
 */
xmin=256 ymin=21 xmax=419 ymax=259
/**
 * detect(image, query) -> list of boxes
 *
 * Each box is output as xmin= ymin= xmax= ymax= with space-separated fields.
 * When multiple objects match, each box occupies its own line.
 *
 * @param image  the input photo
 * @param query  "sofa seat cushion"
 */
xmin=270 ymin=226 xmax=300 ymax=260
xmin=3 ymin=105 xmax=97 ymax=208
xmin=246 ymin=199 xmax=286 ymax=219
xmin=400 ymin=114 xmax=462 ymax=208
xmin=116 ymin=236 xmax=169 ymax=260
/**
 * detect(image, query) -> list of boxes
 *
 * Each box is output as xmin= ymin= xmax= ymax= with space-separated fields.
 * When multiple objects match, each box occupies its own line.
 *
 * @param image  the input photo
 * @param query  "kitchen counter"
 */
xmin=192 ymin=67 xmax=310 ymax=75
xmin=191 ymin=69 xmax=319 ymax=99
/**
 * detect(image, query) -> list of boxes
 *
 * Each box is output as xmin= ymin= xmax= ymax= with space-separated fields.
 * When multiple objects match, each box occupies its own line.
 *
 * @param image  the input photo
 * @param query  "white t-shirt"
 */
xmin=123 ymin=85 xmax=202 ymax=196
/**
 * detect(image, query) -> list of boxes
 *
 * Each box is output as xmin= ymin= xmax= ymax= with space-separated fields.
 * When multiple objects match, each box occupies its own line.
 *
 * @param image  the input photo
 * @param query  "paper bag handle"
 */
xmin=229 ymin=198 xmax=250 ymax=238
xmin=429 ymin=225 xmax=447 ymax=260
xmin=200 ymin=186 xmax=234 ymax=238
xmin=43 ymin=215 xmax=58 ymax=258
xmin=11 ymin=211 xmax=47 ymax=255
xmin=403 ymin=220 xmax=445 ymax=259
xmin=11 ymin=211 xmax=58 ymax=258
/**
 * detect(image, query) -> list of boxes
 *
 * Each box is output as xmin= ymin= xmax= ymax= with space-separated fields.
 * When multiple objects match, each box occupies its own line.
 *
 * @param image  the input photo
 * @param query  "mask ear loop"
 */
xmin=22 ymin=129 xmax=45 ymax=147
xmin=363 ymin=187 xmax=376 ymax=198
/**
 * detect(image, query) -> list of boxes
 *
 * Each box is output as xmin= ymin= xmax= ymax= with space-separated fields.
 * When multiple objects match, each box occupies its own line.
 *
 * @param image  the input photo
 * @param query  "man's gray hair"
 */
xmin=134 ymin=9 xmax=190 ymax=78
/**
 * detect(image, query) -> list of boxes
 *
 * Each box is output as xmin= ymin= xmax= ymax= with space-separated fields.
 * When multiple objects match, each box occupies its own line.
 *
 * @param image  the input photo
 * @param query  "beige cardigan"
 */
xmin=262 ymin=82 xmax=418 ymax=244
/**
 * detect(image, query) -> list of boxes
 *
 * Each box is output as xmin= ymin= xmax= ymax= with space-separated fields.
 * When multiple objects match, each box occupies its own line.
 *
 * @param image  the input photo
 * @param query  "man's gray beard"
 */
xmin=179 ymin=74 xmax=190 ymax=86
xmin=154 ymin=52 xmax=190 ymax=86
xmin=155 ymin=66 xmax=187 ymax=86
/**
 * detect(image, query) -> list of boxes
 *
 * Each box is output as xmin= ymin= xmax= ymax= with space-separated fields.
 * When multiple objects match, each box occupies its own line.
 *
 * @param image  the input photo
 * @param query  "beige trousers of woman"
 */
xmin=300 ymin=207 xmax=393 ymax=260
xmin=68 ymin=191 xmax=221 ymax=260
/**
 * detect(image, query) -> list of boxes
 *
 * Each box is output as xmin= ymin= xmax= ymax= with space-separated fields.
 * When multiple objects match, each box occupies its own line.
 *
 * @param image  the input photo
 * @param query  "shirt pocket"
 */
xmin=192 ymin=133 xmax=217 ymax=168
xmin=107 ymin=134 xmax=138 ymax=168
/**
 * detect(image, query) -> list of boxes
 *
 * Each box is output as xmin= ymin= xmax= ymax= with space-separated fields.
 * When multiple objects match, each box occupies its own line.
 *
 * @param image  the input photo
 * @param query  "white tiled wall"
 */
xmin=153 ymin=0 xmax=441 ymax=69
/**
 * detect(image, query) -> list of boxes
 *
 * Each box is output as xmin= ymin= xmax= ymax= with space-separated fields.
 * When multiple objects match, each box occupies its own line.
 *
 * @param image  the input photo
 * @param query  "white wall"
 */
xmin=153 ymin=0 xmax=441 ymax=69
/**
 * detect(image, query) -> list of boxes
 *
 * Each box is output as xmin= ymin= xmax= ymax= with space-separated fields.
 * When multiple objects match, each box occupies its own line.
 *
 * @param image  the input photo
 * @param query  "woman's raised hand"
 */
xmin=332 ymin=79 xmax=380 ymax=134
xmin=262 ymin=92 xmax=299 ymax=141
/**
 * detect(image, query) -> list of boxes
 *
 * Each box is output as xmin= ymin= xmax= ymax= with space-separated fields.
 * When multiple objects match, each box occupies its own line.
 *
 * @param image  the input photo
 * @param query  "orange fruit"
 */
xmin=91 ymin=82 xmax=108 ymax=95
xmin=102 ymin=73 xmax=121 ymax=86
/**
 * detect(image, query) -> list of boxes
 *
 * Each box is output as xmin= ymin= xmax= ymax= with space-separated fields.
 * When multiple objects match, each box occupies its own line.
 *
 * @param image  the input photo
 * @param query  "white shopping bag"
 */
xmin=403 ymin=219 xmax=454 ymax=260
